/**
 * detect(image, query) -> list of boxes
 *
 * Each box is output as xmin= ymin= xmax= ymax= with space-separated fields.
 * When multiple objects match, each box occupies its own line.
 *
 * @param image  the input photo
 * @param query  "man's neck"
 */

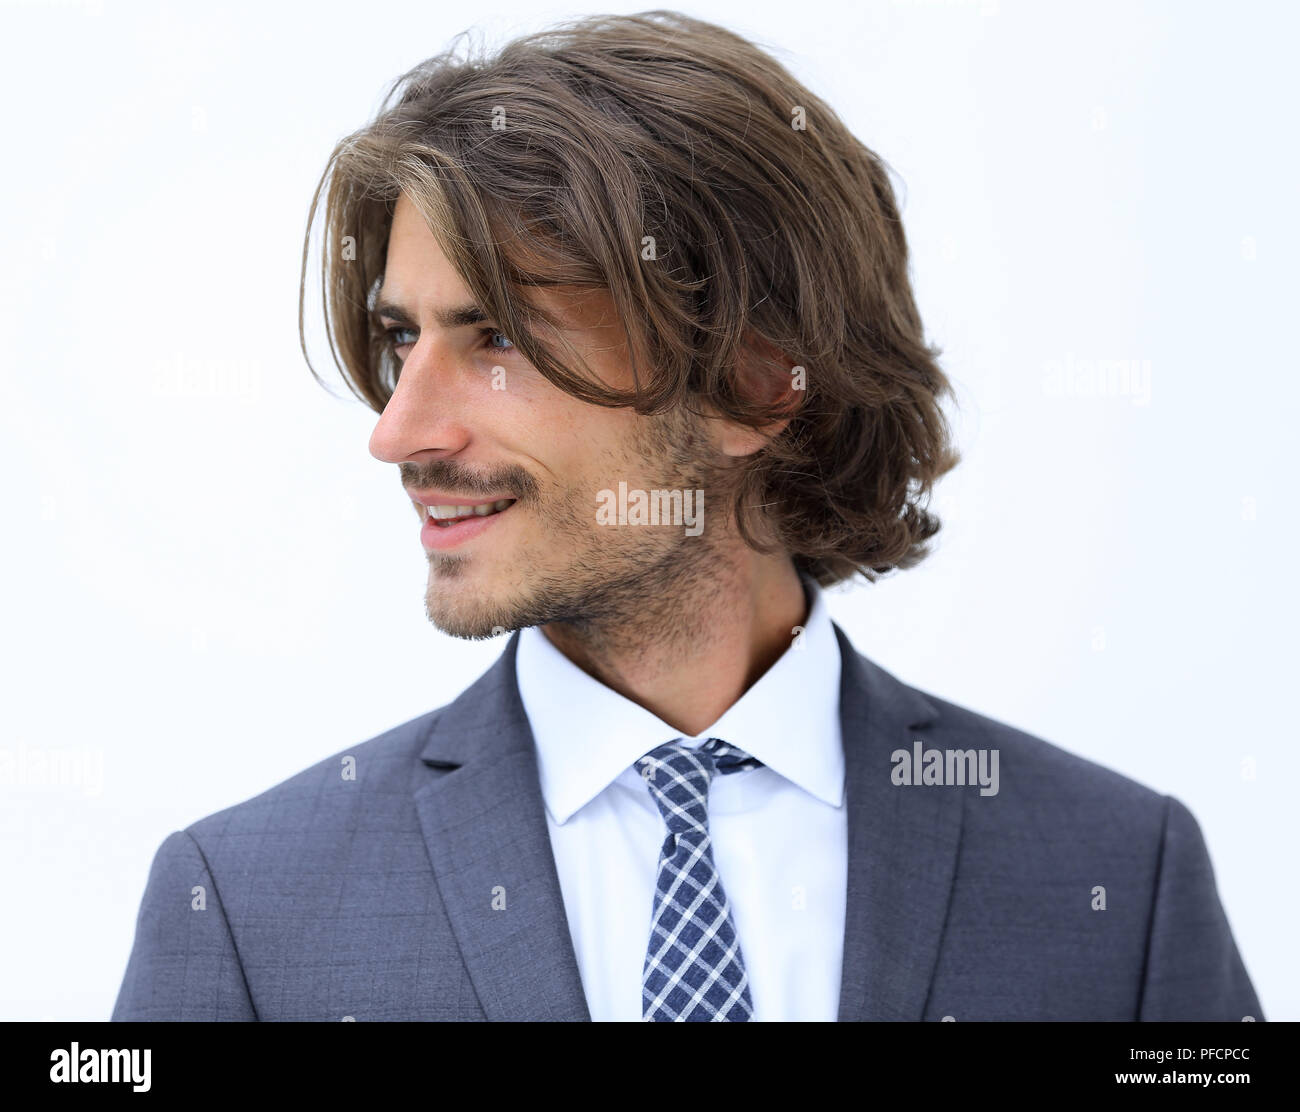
xmin=539 ymin=554 xmax=810 ymax=736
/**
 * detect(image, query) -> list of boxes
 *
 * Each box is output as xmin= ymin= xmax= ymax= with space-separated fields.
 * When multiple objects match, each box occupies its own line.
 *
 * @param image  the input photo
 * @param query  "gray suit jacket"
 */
xmin=112 ymin=625 xmax=1262 ymax=1020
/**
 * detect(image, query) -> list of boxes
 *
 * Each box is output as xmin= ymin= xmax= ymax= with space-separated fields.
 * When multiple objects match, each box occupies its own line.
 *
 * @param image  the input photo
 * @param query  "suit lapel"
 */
xmin=413 ymin=622 xmax=962 ymax=1022
xmin=413 ymin=632 xmax=590 ymax=1021
xmin=832 ymin=622 xmax=964 ymax=1021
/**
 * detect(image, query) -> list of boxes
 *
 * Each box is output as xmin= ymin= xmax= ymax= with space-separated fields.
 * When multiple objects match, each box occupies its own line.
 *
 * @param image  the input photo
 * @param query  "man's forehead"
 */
xmin=382 ymin=200 xmax=461 ymax=291
xmin=380 ymin=191 xmax=622 ymax=335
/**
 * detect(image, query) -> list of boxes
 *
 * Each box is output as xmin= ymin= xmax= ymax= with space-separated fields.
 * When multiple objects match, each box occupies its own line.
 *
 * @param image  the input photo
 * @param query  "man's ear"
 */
xmin=715 ymin=332 xmax=803 ymax=458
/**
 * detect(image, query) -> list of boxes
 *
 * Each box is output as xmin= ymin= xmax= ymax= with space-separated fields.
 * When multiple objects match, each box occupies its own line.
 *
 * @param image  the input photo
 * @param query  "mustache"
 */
xmin=399 ymin=460 xmax=540 ymax=502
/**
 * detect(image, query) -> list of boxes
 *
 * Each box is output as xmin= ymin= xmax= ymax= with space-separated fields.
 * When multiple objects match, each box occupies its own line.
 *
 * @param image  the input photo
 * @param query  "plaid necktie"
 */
xmin=635 ymin=737 xmax=763 ymax=1021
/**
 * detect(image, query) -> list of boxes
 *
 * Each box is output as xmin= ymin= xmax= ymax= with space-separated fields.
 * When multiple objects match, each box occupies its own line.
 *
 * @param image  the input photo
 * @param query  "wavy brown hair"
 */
xmin=299 ymin=9 xmax=959 ymax=587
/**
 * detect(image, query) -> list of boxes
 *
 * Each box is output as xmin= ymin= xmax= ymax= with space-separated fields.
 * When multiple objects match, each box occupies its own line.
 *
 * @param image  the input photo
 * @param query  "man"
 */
xmin=112 ymin=11 xmax=1260 ymax=1021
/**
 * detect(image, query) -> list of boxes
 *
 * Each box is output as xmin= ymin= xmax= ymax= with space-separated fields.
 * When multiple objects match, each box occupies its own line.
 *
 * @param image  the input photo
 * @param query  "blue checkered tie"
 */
xmin=635 ymin=737 xmax=763 ymax=1021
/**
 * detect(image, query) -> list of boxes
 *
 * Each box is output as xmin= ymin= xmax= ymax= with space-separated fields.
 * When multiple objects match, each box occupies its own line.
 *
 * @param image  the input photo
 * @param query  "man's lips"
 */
xmin=405 ymin=490 xmax=517 ymax=508
xmin=410 ymin=493 xmax=518 ymax=550
xmin=419 ymin=497 xmax=516 ymax=523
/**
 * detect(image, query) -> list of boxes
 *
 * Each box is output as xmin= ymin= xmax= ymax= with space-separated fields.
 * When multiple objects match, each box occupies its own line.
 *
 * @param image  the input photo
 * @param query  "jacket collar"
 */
xmin=414 ymin=622 xmax=962 ymax=1021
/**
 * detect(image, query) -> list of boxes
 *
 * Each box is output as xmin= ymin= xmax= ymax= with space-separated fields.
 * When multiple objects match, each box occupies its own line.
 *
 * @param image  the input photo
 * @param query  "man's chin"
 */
xmin=421 ymin=566 xmax=530 ymax=639
xmin=424 ymin=593 xmax=512 ymax=641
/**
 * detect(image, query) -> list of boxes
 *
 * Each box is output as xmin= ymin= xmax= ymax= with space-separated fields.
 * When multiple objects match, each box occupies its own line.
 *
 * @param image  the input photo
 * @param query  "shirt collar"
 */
xmin=516 ymin=575 xmax=845 ymax=824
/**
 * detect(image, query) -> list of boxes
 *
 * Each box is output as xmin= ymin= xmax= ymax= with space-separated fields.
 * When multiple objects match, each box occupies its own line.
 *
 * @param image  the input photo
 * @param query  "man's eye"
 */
xmin=383 ymin=326 xmax=417 ymax=350
xmin=380 ymin=326 xmax=512 ymax=353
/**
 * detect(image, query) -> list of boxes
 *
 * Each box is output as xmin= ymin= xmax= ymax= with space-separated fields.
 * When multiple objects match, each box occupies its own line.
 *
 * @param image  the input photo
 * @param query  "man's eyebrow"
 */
xmin=372 ymin=294 xmax=489 ymax=330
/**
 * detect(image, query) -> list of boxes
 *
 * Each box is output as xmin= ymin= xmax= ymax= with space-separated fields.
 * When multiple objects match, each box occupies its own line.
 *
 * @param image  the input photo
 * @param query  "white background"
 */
xmin=1 ymin=0 xmax=1295 ymax=1020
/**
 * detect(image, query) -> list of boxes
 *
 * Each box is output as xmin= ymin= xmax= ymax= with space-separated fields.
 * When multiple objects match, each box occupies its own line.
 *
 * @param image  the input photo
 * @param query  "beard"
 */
xmin=414 ymin=404 xmax=745 ymax=649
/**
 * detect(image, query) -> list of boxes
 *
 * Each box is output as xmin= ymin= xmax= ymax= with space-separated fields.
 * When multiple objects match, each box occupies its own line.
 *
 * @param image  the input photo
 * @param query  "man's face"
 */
xmin=370 ymin=191 xmax=737 ymax=639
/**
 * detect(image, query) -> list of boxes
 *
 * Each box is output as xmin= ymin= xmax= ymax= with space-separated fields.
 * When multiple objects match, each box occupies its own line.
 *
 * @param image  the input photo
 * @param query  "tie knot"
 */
xmin=634 ymin=738 xmax=761 ymax=836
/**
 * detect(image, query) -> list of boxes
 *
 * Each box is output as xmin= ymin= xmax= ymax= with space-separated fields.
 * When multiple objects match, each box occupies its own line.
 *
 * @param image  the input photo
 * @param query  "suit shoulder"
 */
xmin=184 ymin=706 xmax=444 ymax=843
xmin=906 ymin=680 xmax=1169 ymax=823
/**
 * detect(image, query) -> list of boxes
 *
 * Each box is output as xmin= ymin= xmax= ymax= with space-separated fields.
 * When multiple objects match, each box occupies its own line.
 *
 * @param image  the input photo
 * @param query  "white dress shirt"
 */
xmin=514 ymin=575 xmax=846 ymax=1021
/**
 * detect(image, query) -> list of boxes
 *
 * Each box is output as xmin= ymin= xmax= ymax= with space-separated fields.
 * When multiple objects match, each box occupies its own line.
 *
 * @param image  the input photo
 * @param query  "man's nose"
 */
xmin=368 ymin=347 xmax=472 ymax=464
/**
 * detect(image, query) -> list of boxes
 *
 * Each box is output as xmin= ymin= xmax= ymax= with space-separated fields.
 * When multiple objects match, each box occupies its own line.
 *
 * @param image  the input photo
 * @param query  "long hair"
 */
xmin=299 ymin=9 xmax=960 ymax=586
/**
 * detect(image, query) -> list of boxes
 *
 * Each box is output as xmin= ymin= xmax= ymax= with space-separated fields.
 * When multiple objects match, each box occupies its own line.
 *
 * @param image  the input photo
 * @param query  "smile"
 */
xmin=421 ymin=498 xmax=516 ymax=526
xmin=415 ymin=497 xmax=518 ymax=551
